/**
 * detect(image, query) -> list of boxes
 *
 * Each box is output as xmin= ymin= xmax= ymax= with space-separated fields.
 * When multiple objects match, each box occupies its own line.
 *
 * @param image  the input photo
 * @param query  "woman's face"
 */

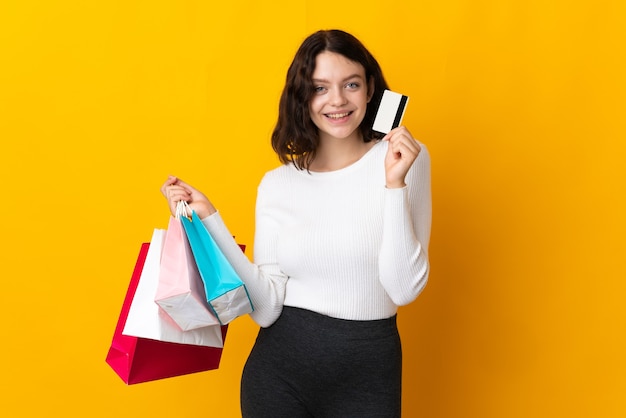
xmin=308 ymin=51 xmax=371 ymax=143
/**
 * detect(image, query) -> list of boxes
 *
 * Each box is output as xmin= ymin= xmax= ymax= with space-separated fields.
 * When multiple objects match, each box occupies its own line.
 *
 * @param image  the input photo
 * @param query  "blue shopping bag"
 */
xmin=181 ymin=209 xmax=254 ymax=325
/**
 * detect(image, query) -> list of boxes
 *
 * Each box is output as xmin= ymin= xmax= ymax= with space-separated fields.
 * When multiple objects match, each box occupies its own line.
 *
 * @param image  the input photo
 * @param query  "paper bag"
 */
xmin=122 ymin=229 xmax=224 ymax=346
xmin=105 ymin=239 xmax=226 ymax=384
xmin=181 ymin=211 xmax=254 ymax=325
xmin=155 ymin=215 xmax=219 ymax=330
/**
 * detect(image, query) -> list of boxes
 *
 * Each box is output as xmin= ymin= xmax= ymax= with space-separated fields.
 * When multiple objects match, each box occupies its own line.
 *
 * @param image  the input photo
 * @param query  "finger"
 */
xmin=168 ymin=188 xmax=191 ymax=200
xmin=389 ymin=129 xmax=419 ymax=151
xmin=391 ymin=138 xmax=420 ymax=160
xmin=384 ymin=128 xmax=412 ymax=148
xmin=161 ymin=183 xmax=181 ymax=198
xmin=162 ymin=188 xmax=190 ymax=205
xmin=169 ymin=177 xmax=194 ymax=191
xmin=381 ymin=128 xmax=399 ymax=142
xmin=160 ymin=175 xmax=179 ymax=195
xmin=386 ymin=125 xmax=410 ymax=137
xmin=388 ymin=132 xmax=411 ymax=150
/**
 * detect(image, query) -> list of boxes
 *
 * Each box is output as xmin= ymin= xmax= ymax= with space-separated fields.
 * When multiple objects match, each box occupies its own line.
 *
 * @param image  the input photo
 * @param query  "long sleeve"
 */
xmin=378 ymin=144 xmax=432 ymax=305
xmin=201 ymin=201 xmax=288 ymax=327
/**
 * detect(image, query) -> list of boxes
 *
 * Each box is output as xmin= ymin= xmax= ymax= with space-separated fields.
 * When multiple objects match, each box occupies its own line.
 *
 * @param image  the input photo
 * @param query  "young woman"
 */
xmin=162 ymin=29 xmax=431 ymax=418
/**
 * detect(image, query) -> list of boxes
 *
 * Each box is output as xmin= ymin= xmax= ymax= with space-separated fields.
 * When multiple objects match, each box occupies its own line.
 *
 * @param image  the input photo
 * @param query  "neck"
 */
xmin=309 ymin=132 xmax=376 ymax=172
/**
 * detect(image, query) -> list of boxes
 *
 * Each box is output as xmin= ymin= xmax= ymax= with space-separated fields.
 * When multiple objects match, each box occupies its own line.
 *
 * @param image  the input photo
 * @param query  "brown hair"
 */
xmin=271 ymin=29 xmax=390 ymax=170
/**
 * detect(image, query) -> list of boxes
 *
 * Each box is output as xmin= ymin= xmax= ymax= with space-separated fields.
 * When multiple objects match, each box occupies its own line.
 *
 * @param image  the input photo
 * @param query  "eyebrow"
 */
xmin=312 ymin=73 xmax=364 ymax=83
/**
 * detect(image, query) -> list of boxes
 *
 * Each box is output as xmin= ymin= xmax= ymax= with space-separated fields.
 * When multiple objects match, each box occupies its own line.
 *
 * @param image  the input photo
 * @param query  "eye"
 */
xmin=346 ymin=82 xmax=360 ymax=89
xmin=314 ymin=86 xmax=327 ymax=94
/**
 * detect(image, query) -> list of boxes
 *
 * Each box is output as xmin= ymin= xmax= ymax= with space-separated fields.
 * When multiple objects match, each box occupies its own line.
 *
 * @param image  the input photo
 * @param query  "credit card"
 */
xmin=372 ymin=90 xmax=409 ymax=134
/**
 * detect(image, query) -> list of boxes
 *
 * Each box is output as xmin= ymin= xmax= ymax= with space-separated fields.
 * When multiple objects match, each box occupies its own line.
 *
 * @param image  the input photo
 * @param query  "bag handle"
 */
xmin=175 ymin=200 xmax=193 ymax=221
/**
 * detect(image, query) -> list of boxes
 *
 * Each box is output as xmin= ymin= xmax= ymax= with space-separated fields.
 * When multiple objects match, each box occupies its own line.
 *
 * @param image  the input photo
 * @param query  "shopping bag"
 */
xmin=122 ymin=229 xmax=224 ymax=347
xmin=105 ymin=238 xmax=227 ymax=385
xmin=181 ymin=209 xmax=254 ymax=325
xmin=155 ymin=207 xmax=219 ymax=331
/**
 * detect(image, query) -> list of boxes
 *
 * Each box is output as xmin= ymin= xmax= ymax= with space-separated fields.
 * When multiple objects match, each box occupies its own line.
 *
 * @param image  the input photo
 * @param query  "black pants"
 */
xmin=241 ymin=307 xmax=402 ymax=418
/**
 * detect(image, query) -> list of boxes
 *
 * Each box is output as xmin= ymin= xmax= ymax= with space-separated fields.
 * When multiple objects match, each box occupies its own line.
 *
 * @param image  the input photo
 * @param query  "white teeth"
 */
xmin=326 ymin=112 xmax=350 ymax=119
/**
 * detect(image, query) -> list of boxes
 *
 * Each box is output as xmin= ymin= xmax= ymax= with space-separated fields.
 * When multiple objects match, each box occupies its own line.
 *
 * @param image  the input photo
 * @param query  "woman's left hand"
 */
xmin=383 ymin=126 xmax=421 ymax=188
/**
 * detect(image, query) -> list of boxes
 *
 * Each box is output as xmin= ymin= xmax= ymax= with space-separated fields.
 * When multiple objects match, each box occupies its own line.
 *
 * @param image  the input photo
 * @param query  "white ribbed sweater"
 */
xmin=203 ymin=140 xmax=431 ymax=327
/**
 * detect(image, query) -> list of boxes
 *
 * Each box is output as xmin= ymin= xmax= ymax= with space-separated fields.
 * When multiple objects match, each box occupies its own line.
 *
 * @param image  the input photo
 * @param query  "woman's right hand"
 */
xmin=160 ymin=175 xmax=217 ymax=219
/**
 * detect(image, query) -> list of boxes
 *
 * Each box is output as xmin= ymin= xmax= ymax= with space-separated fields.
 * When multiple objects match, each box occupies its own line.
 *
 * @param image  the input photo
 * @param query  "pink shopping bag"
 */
xmin=155 ymin=215 xmax=219 ymax=331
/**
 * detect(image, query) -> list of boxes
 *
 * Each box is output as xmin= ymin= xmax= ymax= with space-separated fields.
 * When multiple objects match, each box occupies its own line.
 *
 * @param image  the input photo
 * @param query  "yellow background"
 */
xmin=1 ymin=0 xmax=625 ymax=416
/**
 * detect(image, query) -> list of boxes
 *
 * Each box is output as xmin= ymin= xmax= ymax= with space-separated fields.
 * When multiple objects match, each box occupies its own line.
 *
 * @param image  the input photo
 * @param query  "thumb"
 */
xmin=165 ymin=174 xmax=181 ymax=186
xmin=169 ymin=176 xmax=196 ymax=192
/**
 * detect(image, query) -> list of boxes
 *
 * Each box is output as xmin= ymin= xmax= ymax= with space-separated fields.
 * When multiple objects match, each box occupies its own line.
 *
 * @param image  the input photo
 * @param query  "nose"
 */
xmin=328 ymin=87 xmax=348 ymax=106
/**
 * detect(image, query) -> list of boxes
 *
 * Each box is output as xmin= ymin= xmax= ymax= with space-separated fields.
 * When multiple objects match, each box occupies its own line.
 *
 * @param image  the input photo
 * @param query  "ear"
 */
xmin=367 ymin=76 xmax=375 ymax=103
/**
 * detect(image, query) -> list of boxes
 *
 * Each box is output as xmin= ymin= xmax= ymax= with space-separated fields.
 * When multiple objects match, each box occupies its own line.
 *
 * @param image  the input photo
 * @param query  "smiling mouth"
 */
xmin=325 ymin=111 xmax=353 ymax=119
